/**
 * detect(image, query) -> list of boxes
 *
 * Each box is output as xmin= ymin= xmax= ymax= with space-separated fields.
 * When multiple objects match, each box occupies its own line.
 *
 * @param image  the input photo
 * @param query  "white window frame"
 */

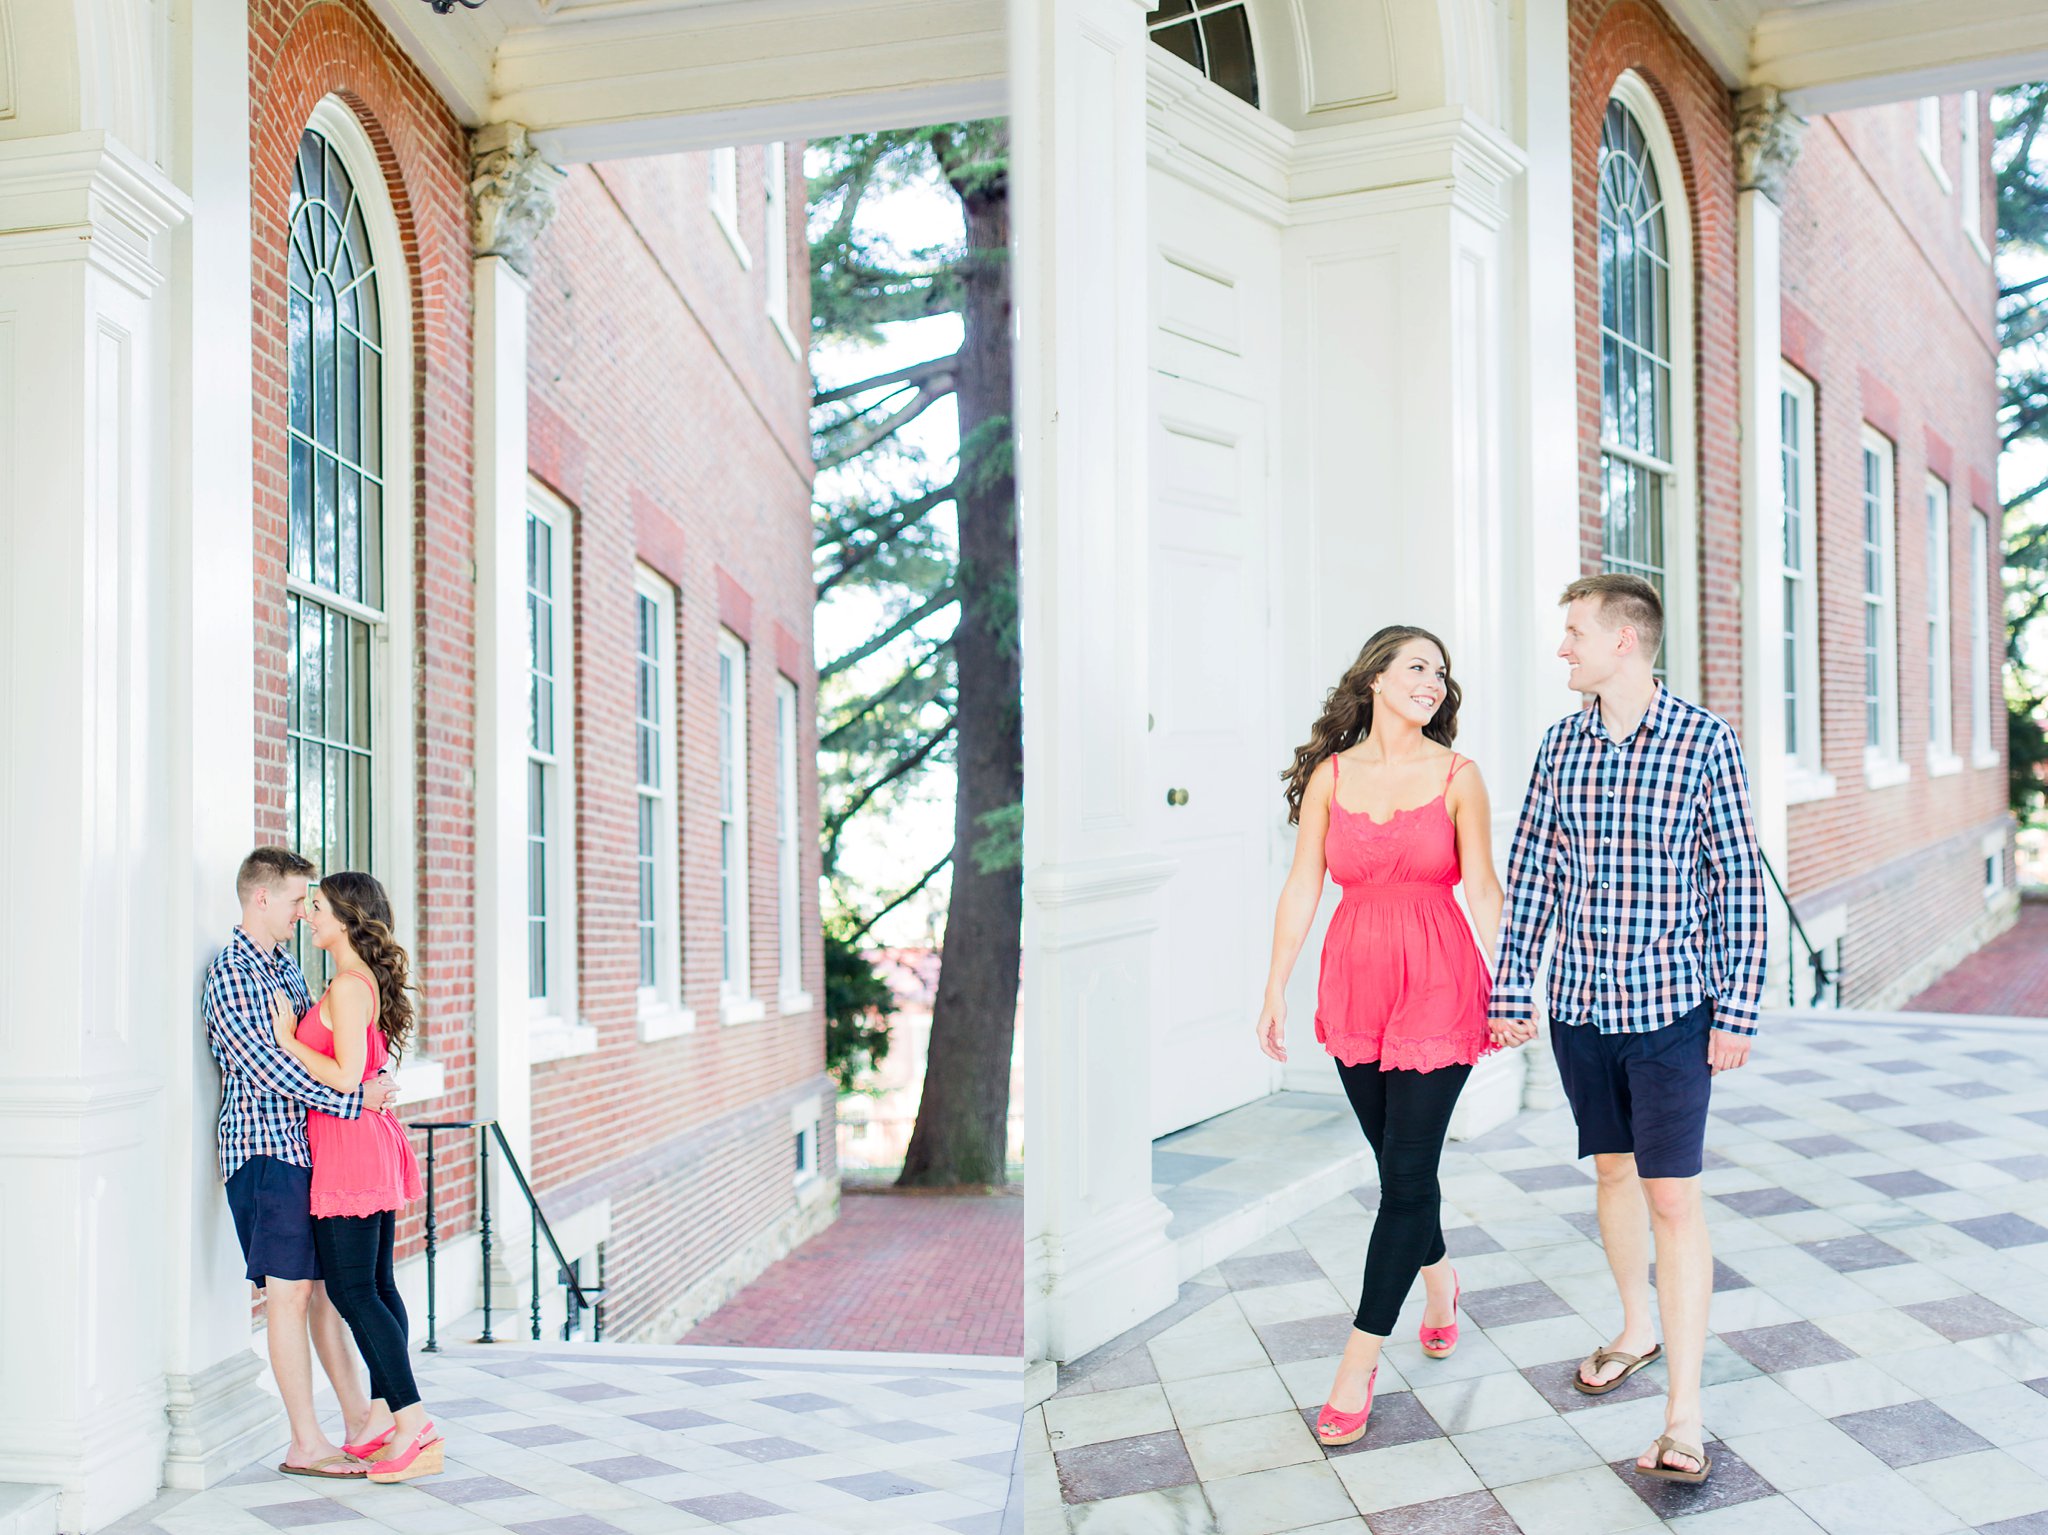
xmin=1861 ymin=428 xmax=1907 ymax=787
xmin=1918 ymin=97 xmax=1950 ymax=191
xmin=1960 ymin=91 xmax=1989 ymax=261
xmin=1598 ymin=75 xmax=1701 ymax=699
xmin=791 ymin=1093 xmax=827 ymax=1200
xmin=1983 ymin=829 xmax=2006 ymax=902
xmin=1779 ymin=367 xmax=1830 ymax=802
xmin=524 ymin=485 xmax=580 ymax=1042
xmin=763 ymin=142 xmax=799 ymax=358
xmin=710 ymin=146 xmax=749 ymax=267
xmin=289 ymin=98 xmax=420 ymax=974
xmin=718 ymin=629 xmax=761 ymax=1023
xmin=1925 ymin=475 xmax=1959 ymax=773
xmin=634 ymin=568 xmax=691 ymax=1043
xmin=775 ymin=676 xmax=810 ymax=1013
xmin=1971 ymin=508 xmax=1996 ymax=766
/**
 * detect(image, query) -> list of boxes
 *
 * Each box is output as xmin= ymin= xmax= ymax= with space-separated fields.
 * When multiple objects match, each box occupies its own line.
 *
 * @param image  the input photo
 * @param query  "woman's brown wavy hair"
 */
xmin=1280 ymin=625 xmax=1462 ymax=825
xmin=319 ymin=871 xmax=417 ymax=1061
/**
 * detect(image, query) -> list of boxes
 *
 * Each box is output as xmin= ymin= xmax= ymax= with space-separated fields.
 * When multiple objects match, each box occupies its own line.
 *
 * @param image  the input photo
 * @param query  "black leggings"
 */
xmin=1337 ymin=1059 xmax=1472 ymax=1337
xmin=313 ymin=1211 xmax=420 ymax=1413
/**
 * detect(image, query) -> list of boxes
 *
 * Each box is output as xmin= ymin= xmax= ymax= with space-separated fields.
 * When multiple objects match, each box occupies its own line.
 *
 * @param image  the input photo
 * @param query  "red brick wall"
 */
xmin=1569 ymin=0 xmax=1743 ymax=728
xmin=248 ymin=0 xmax=478 ymax=1260
xmin=1778 ymin=99 xmax=2008 ymax=1004
xmin=524 ymin=148 xmax=826 ymax=1332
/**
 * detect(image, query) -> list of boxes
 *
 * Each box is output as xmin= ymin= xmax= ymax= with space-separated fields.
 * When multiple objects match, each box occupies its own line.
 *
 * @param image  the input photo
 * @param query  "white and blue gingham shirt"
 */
xmin=1492 ymin=686 xmax=1768 ymax=1036
xmin=204 ymin=927 xmax=362 ymax=1179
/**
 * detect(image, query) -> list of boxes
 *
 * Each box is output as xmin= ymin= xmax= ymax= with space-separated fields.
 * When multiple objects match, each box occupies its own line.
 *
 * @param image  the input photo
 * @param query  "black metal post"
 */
xmin=477 ymin=1126 xmax=494 ymax=1344
xmin=421 ymin=1127 xmax=439 ymax=1353
xmin=530 ymin=1204 xmax=542 ymax=1342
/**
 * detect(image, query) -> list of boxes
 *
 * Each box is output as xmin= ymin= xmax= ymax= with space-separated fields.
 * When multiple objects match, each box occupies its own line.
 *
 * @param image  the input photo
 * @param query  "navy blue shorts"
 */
xmin=225 ymin=1155 xmax=321 ymax=1288
xmin=1551 ymin=1000 xmax=1715 ymax=1180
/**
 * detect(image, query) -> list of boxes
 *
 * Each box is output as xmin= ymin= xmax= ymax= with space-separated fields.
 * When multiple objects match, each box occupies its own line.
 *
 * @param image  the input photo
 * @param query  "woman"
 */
xmin=270 ymin=871 xmax=437 ymax=1484
xmin=1255 ymin=626 xmax=1506 ymax=1447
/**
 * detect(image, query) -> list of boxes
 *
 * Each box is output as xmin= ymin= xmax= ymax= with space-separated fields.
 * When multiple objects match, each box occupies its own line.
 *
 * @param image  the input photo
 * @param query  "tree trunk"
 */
xmin=899 ymin=140 xmax=1020 ymax=1188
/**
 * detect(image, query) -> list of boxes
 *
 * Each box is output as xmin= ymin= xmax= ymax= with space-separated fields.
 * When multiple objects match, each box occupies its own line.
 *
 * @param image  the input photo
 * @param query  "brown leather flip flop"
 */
xmin=278 ymin=1454 xmax=367 ymax=1479
xmin=1633 ymin=1434 xmax=1711 ymax=1483
xmin=1571 ymin=1342 xmax=1662 ymax=1395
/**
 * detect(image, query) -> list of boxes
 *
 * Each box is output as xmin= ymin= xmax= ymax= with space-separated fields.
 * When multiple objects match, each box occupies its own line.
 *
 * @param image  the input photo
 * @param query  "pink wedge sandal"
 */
xmin=1313 ymin=1366 xmax=1377 ymax=1448
xmin=1419 ymin=1270 xmax=1461 ymax=1360
xmin=342 ymin=1425 xmax=396 ymax=1461
xmin=366 ymin=1423 xmax=443 ymax=1484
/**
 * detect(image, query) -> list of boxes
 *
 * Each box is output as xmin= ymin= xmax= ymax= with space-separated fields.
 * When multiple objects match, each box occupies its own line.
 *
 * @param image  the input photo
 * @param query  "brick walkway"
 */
xmin=686 ymin=1189 xmax=1023 ymax=1357
xmin=1906 ymin=896 xmax=2048 ymax=1017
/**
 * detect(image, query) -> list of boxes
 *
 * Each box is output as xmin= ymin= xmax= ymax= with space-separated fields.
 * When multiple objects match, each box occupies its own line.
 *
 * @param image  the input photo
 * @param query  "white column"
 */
xmin=1276 ymin=111 xmax=1527 ymax=1134
xmin=0 ymin=126 xmax=191 ymax=1528
xmin=160 ymin=0 xmax=282 ymax=1493
xmin=1509 ymin=0 xmax=1575 ymax=1111
xmin=1014 ymin=0 xmax=1179 ymax=1374
xmin=470 ymin=126 xmax=563 ymax=1311
xmin=1735 ymin=89 xmax=1806 ymax=1006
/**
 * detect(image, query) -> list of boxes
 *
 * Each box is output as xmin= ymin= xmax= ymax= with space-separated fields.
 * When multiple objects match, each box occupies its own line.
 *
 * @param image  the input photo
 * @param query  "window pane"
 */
xmin=1200 ymin=7 xmax=1258 ymax=107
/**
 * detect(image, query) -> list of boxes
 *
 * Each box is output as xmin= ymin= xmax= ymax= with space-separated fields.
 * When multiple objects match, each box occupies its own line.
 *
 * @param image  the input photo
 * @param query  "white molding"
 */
xmin=527 ymin=483 xmax=579 ymax=1026
xmin=720 ymin=995 xmax=767 ymax=1027
xmin=529 ymin=1014 xmax=598 ymax=1063
xmin=1859 ymin=426 xmax=1902 ymax=766
xmin=1752 ymin=0 xmax=2048 ymax=117
xmin=778 ymin=989 xmax=815 ymax=1017
xmin=1917 ymin=97 xmax=1952 ymax=191
xmin=1927 ymin=750 xmax=1963 ymax=777
xmin=633 ymin=566 xmax=682 ymax=1014
xmin=0 ymin=133 xmax=190 ymax=297
xmin=635 ymin=1002 xmax=696 ymax=1044
xmin=1864 ymin=751 xmax=1911 ymax=790
xmin=1784 ymin=767 xmax=1838 ymax=805
xmin=393 ymin=1053 xmax=447 ymax=1105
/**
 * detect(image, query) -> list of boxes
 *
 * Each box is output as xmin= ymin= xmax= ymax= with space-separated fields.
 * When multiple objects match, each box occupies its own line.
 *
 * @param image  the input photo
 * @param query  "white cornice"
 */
xmin=1146 ymin=55 xmax=1294 ymax=225
xmin=1752 ymin=0 xmax=2048 ymax=115
xmin=1289 ymin=107 xmax=1526 ymax=229
xmin=0 ymin=132 xmax=190 ymax=295
xmin=1657 ymin=0 xmax=1759 ymax=90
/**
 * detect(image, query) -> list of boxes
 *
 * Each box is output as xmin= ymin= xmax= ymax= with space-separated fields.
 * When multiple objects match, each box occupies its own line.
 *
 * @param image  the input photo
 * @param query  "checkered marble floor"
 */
xmin=109 ymin=1342 xmax=1020 ymax=1535
xmin=1027 ymin=1010 xmax=2048 ymax=1534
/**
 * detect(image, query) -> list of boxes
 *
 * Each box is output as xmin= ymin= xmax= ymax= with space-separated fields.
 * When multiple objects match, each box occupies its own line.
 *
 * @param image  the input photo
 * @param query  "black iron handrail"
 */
xmin=1758 ymin=848 xmax=1837 ymax=1008
xmin=407 ymin=1119 xmax=605 ymax=1351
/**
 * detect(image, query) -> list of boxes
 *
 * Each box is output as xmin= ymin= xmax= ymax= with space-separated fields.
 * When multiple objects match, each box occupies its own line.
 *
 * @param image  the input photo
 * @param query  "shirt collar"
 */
xmin=232 ymin=925 xmax=297 ymax=972
xmin=1576 ymin=684 xmax=1670 ymax=743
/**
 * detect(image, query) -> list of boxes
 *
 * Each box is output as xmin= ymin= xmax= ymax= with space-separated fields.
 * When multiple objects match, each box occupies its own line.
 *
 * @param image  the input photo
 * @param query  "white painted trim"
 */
xmin=1970 ymin=507 xmax=1994 ymax=759
xmin=709 ymin=147 xmax=749 ymax=267
xmin=633 ymin=566 xmax=682 ymax=1016
xmin=303 ymin=98 xmax=419 ymax=960
xmin=1859 ymin=425 xmax=1901 ymax=768
xmin=636 ymin=1002 xmax=696 ymax=1044
xmin=1751 ymin=0 xmax=2048 ymax=117
xmin=1784 ymin=767 xmax=1838 ymax=805
xmin=1918 ymin=96 xmax=1952 ymax=190
xmin=774 ymin=675 xmax=803 ymax=1003
xmin=392 ymin=1053 xmax=446 ymax=1105
xmin=1924 ymin=473 xmax=1954 ymax=762
xmin=1780 ymin=364 xmax=1822 ymax=778
xmin=763 ymin=142 xmax=798 ymax=358
xmin=778 ymin=989 xmax=815 ymax=1018
xmin=529 ymin=1014 xmax=598 ymax=1064
xmin=525 ymin=483 xmax=579 ymax=1024
xmin=1864 ymin=752 xmax=1911 ymax=790
xmin=1960 ymin=91 xmax=1988 ymax=259
xmin=1982 ymin=827 xmax=2007 ymax=898
xmin=1604 ymin=74 xmax=1700 ymax=700
xmin=717 ymin=627 xmax=752 ymax=1003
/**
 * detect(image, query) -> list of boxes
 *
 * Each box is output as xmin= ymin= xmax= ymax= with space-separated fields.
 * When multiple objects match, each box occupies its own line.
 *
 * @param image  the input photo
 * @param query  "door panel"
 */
xmin=1148 ymin=375 xmax=1273 ymax=1138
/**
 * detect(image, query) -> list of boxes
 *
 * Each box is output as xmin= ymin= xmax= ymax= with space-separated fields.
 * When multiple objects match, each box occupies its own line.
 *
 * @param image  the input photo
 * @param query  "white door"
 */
xmin=1147 ymin=373 xmax=1275 ymax=1137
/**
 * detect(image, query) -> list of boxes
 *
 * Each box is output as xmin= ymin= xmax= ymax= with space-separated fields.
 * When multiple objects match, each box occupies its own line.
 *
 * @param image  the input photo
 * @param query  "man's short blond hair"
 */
xmin=237 ymin=845 xmax=315 ymax=904
xmin=1561 ymin=573 xmax=1664 ymax=656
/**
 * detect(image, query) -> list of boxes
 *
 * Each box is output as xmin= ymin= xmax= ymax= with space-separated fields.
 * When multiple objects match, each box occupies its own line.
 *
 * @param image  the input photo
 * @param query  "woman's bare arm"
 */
xmin=1256 ymin=758 xmax=1334 ymax=1062
xmin=271 ymin=982 xmax=371 ymax=1091
xmin=1451 ymin=764 xmax=1504 ymax=968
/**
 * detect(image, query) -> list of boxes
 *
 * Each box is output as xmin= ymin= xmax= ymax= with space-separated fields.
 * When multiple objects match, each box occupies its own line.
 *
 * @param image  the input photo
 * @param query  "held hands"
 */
xmin=1707 ymin=1027 xmax=1752 ymax=1075
xmin=362 ymin=1073 xmax=397 ymax=1114
xmin=1255 ymin=997 xmax=1288 ymax=1063
xmin=1488 ymin=1015 xmax=1538 ymax=1049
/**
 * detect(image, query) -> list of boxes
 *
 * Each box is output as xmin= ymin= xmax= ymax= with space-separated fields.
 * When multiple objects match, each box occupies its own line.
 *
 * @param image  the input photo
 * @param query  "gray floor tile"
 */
xmin=1721 ymin=1322 xmax=1857 ymax=1374
xmin=1829 ymin=1400 xmax=1992 ymax=1467
xmin=1054 ymin=1429 xmax=1199 ymax=1504
xmin=1361 ymin=1489 xmax=1518 ymax=1534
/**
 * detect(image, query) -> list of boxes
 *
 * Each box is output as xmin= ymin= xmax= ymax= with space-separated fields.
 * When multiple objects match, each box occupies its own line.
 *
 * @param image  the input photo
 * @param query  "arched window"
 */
xmin=1597 ymin=87 xmax=1693 ymax=683
xmin=1149 ymin=0 xmax=1259 ymax=109
xmin=283 ymin=103 xmax=410 ymax=978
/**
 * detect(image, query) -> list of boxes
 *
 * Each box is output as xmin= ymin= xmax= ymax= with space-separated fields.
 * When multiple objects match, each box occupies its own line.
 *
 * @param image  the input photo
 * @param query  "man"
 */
xmin=1489 ymin=575 xmax=1766 ymax=1485
xmin=204 ymin=846 xmax=397 ymax=1478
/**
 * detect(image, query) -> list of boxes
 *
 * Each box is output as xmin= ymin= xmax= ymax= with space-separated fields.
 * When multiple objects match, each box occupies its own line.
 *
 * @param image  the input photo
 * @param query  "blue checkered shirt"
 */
xmin=204 ymin=927 xmax=362 ymax=1180
xmin=1491 ymin=686 xmax=1768 ymax=1036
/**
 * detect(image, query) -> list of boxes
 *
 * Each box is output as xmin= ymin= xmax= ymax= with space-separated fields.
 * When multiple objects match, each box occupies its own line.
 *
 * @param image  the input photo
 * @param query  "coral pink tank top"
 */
xmin=300 ymin=971 xmax=424 ymax=1218
xmin=1314 ymin=752 xmax=1497 ymax=1072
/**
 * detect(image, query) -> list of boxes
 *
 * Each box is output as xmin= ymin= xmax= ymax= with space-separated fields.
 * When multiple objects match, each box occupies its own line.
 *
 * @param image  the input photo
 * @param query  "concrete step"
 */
xmin=0 ymin=1485 xmax=58 ymax=1535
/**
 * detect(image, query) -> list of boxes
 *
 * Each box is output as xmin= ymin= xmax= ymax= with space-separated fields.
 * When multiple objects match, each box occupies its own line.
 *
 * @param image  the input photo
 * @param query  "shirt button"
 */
xmin=1601 ymin=881 xmax=1610 ymax=889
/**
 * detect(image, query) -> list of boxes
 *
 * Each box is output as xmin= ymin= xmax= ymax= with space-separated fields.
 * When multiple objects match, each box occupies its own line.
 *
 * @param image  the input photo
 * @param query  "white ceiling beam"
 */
xmin=1652 ymin=0 xmax=1757 ymax=90
xmin=496 ymin=0 xmax=1007 ymax=163
xmin=1752 ymin=0 xmax=2048 ymax=115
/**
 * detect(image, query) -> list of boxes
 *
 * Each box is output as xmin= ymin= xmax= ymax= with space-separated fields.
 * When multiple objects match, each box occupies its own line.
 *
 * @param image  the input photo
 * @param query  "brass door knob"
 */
xmin=1166 ymin=787 xmax=1190 ymax=807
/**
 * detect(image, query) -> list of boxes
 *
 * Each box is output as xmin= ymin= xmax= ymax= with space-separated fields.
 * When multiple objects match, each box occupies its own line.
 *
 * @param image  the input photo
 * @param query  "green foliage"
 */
xmin=969 ymin=802 xmax=1024 ymax=876
xmin=823 ymin=919 xmax=897 ymax=1091
xmin=1995 ymin=88 xmax=2048 ymax=817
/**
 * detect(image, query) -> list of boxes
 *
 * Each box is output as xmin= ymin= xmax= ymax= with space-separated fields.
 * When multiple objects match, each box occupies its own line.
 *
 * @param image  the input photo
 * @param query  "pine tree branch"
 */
xmin=814 ymin=353 xmax=963 ymax=409
xmin=818 ymin=584 xmax=960 ymax=680
xmin=815 ymin=378 xmax=956 ymax=472
xmin=2002 ymin=469 xmax=2048 ymax=511
xmin=825 ymin=711 xmax=958 ymax=851
xmin=845 ymin=846 xmax=955 ymax=945
xmin=819 ymin=637 xmax=955 ymax=749
xmin=817 ymin=488 xmax=957 ymax=597
xmin=817 ymin=482 xmax=957 ymax=556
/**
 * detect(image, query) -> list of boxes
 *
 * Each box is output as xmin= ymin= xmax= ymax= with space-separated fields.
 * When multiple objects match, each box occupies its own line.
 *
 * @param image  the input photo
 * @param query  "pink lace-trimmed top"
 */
xmin=300 ymin=971 xmax=423 ymax=1218
xmin=1314 ymin=751 xmax=1498 ymax=1072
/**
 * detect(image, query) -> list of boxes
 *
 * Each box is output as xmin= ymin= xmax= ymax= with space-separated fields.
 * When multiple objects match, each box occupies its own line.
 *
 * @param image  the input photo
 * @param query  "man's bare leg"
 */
xmin=309 ymin=1281 xmax=388 ymax=1447
xmin=265 ymin=1279 xmax=350 ymax=1469
xmin=1582 ymin=1152 xmax=1658 ymax=1388
xmin=1638 ymin=1175 xmax=1712 ymax=1474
